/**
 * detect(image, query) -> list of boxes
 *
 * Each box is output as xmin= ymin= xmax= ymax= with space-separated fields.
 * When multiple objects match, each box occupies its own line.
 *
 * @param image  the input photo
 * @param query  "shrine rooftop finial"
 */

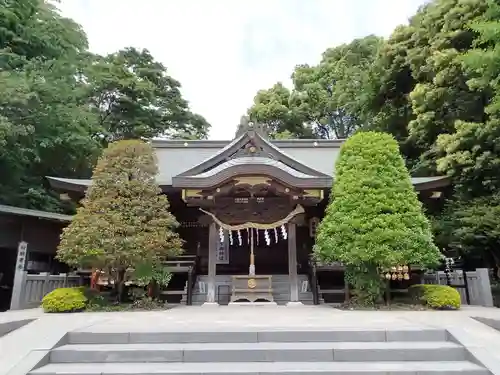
xmin=234 ymin=115 xmax=268 ymax=139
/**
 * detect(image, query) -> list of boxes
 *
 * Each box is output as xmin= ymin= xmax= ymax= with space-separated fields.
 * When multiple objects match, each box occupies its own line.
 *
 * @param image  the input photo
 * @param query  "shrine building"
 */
xmin=45 ymin=120 xmax=450 ymax=306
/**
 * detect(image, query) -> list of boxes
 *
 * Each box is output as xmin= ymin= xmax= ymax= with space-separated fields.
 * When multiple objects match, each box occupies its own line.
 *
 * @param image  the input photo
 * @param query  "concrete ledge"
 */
xmin=228 ymin=302 xmax=278 ymax=307
xmin=5 ymin=350 xmax=50 ymax=375
xmin=200 ymin=302 xmax=219 ymax=308
xmin=472 ymin=316 xmax=500 ymax=332
xmin=446 ymin=326 xmax=500 ymax=375
xmin=0 ymin=319 xmax=35 ymax=338
xmin=285 ymin=302 xmax=304 ymax=307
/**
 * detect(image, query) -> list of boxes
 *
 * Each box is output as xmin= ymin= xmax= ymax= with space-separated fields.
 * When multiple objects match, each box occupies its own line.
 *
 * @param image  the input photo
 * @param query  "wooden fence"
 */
xmin=10 ymin=272 xmax=81 ymax=310
xmin=9 ymin=268 xmax=496 ymax=310
xmin=423 ymin=268 xmax=493 ymax=307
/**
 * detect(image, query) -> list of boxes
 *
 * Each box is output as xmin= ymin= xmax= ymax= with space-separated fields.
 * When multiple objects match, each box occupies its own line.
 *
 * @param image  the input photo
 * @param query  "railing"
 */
xmin=308 ymin=259 xmax=320 ymax=305
xmin=158 ymin=255 xmax=198 ymax=304
xmin=422 ymin=269 xmax=493 ymax=307
xmin=186 ymin=256 xmax=199 ymax=306
xmin=11 ymin=272 xmax=81 ymax=310
xmin=307 ymin=259 xmax=494 ymax=307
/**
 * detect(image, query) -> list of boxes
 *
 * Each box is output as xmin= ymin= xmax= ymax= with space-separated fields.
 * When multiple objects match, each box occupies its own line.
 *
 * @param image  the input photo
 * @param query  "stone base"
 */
xmin=201 ymin=302 xmax=219 ymax=307
xmin=286 ymin=301 xmax=305 ymax=307
xmin=228 ymin=302 xmax=278 ymax=307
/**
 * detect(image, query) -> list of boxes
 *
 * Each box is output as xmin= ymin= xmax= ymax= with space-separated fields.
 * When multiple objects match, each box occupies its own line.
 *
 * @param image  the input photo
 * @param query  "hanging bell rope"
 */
xmin=199 ymin=205 xmax=304 ymax=231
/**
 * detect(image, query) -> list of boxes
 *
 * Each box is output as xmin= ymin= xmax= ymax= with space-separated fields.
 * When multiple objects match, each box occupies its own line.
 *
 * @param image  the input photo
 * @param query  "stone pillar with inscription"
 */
xmin=202 ymin=222 xmax=219 ymax=306
xmin=10 ymin=241 xmax=28 ymax=310
xmin=286 ymin=223 xmax=302 ymax=306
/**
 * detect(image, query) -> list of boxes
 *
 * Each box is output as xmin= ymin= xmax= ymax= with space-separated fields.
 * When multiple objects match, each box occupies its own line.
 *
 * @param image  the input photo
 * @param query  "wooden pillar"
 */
xmin=204 ymin=222 xmax=218 ymax=305
xmin=287 ymin=223 xmax=300 ymax=304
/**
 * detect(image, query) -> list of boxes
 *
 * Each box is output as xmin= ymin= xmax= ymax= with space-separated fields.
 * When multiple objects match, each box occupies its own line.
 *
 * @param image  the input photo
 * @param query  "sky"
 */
xmin=57 ymin=0 xmax=426 ymax=140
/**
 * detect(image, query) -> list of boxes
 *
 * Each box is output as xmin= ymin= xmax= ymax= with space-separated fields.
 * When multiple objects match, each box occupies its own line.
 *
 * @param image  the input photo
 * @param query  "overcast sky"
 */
xmin=57 ymin=0 xmax=426 ymax=140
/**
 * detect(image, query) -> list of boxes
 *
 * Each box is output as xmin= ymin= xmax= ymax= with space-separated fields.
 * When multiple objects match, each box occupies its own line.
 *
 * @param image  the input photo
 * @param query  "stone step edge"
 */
xmin=30 ymin=361 xmax=488 ymax=375
xmin=66 ymin=329 xmax=449 ymax=344
xmin=54 ymin=341 xmax=462 ymax=351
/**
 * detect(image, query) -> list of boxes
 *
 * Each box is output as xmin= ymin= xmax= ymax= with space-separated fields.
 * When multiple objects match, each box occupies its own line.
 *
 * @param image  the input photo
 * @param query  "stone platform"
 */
xmin=2 ymin=306 xmax=500 ymax=374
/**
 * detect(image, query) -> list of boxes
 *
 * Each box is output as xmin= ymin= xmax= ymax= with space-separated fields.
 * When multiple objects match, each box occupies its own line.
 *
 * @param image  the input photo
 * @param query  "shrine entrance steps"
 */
xmin=29 ymin=327 xmax=487 ymax=375
xmin=181 ymin=274 xmax=317 ymax=305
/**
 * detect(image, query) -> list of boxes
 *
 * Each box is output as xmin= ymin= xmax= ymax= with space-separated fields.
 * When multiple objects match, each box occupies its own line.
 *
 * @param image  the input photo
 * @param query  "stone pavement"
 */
xmin=2 ymin=305 xmax=500 ymax=374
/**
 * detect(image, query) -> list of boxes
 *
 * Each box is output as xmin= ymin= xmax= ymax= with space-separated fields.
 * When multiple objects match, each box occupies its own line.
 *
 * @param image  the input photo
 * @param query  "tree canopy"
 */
xmin=248 ymin=0 xmax=500 ymax=271
xmin=248 ymin=36 xmax=382 ymax=140
xmin=0 ymin=0 xmax=210 ymax=212
xmin=57 ymin=140 xmax=183 ymax=287
xmin=314 ymin=132 xmax=441 ymax=303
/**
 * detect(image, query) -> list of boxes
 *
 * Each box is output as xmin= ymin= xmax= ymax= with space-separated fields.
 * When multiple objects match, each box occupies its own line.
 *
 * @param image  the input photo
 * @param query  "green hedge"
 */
xmin=41 ymin=287 xmax=87 ymax=313
xmin=409 ymin=284 xmax=461 ymax=310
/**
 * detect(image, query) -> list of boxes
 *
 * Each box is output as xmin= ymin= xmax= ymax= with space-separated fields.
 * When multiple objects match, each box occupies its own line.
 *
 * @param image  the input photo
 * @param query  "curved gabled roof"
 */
xmin=172 ymin=156 xmax=332 ymax=189
xmin=174 ymin=128 xmax=331 ymax=179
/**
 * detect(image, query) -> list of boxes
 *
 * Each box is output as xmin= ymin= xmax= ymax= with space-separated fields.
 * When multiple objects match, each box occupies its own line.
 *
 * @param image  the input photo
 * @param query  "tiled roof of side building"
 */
xmin=0 ymin=204 xmax=72 ymax=222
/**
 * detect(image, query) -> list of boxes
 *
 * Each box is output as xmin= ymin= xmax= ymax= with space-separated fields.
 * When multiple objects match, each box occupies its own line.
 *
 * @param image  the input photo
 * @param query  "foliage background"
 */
xmin=247 ymin=0 xmax=500 ymax=272
xmin=0 ymin=0 xmax=210 ymax=212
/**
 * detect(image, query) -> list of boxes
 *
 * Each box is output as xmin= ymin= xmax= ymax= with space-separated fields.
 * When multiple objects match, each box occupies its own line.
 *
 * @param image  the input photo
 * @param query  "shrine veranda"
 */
xmin=41 ymin=121 xmax=450 ymax=305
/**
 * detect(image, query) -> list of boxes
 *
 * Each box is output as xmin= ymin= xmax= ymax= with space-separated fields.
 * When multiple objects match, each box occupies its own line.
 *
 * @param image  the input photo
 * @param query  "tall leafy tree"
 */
xmin=0 ymin=0 xmax=98 ymax=210
xmin=365 ymin=0 xmax=490 ymax=174
xmin=57 ymin=140 xmax=183 ymax=300
xmin=85 ymin=47 xmax=210 ymax=141
xmin=292 ymin=36 xmax=382 ymax=139
xmin=437 ymin=0 xmax=500 ymax=198
xmin=247 ymin=36 xmax=381 ymax=140
xmin=0 ymin=1 xmax=211 ymax=212
xmin=314 ymin=132 xmax=441 ymax=304
xmin=248 ymin=83 xmax=312 ymax=139
xmin=0 ymin=0 xmax=87 ymax=69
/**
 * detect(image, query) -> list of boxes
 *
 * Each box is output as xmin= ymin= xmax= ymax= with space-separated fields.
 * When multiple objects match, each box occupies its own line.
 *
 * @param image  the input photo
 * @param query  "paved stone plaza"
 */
xmin=2 ymin=305 xmax=500 ymax=374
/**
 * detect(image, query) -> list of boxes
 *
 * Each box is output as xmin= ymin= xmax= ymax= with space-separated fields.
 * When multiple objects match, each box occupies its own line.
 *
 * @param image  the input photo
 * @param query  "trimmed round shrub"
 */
xmin=314 ymin=131 xmax=442 ymax=304
xmin=41 ymin=287 xmax=87 ymax=313
xmin=410 ymin=284 xmax=461 ymax=310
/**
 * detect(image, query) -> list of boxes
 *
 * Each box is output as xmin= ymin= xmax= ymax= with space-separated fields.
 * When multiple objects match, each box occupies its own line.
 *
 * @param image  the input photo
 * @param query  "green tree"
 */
xmin=247 ymin=36 xmax=381 ymax=140
xmin=434 ymin=195 xmax=500 ymax=276
xmin=437 ymin=0 xmax=500 ymax=198
xmin=0 ymin=1 xmax=211 ymax=212
xmin=0 ymin=0 xmax=99 ymax=211
xmin=365 ymin=0 xmax=490 ymax=173
xmin=0 ymin=0 xmax=87 ymax=69
xmin=292 ymin=36 xmax=382 ymax=139
xmin=247 ymin=83 xmax=312 ymax=139
xmin=85 ymin=47 xmax=210 ymax=141
xmin=314 ymin=132 xmax=441 ymax=304
xmin=57 ymin=140 xmax=183 ymax=300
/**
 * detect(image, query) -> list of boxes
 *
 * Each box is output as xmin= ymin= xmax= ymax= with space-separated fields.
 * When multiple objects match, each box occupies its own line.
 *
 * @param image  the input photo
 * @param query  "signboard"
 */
xmin=216 ymin=231 xmax=229 ymax=264
xmin=16 ymin=241 xmax=28 ymax=271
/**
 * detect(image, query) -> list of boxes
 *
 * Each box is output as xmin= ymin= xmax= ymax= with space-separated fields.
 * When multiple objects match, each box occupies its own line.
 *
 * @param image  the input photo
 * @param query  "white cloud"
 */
xmin=57 ymin=0 xmax=426 ymax=140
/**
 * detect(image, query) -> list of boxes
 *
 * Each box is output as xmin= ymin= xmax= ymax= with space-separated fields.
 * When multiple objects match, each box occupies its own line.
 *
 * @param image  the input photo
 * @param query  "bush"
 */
xmin=409 ymin=284 xmax=461 ymax=310
xmin=314 ymin=131 xmax=442 ymax=305
xmin=41 ymin=287 xmax=87 ymax=313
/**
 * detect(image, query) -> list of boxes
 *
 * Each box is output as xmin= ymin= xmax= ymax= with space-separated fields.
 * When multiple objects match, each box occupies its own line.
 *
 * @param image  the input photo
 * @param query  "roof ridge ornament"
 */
xmin=234 ymin=115 xmax=268 ymax=139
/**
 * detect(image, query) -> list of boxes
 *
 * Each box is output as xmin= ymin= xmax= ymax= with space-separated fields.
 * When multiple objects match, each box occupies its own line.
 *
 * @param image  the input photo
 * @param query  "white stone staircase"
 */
xmin=29 ymin=327 xmax=489 ymax=374
xmin=181 ymin=274 xmax=318 ymax=305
